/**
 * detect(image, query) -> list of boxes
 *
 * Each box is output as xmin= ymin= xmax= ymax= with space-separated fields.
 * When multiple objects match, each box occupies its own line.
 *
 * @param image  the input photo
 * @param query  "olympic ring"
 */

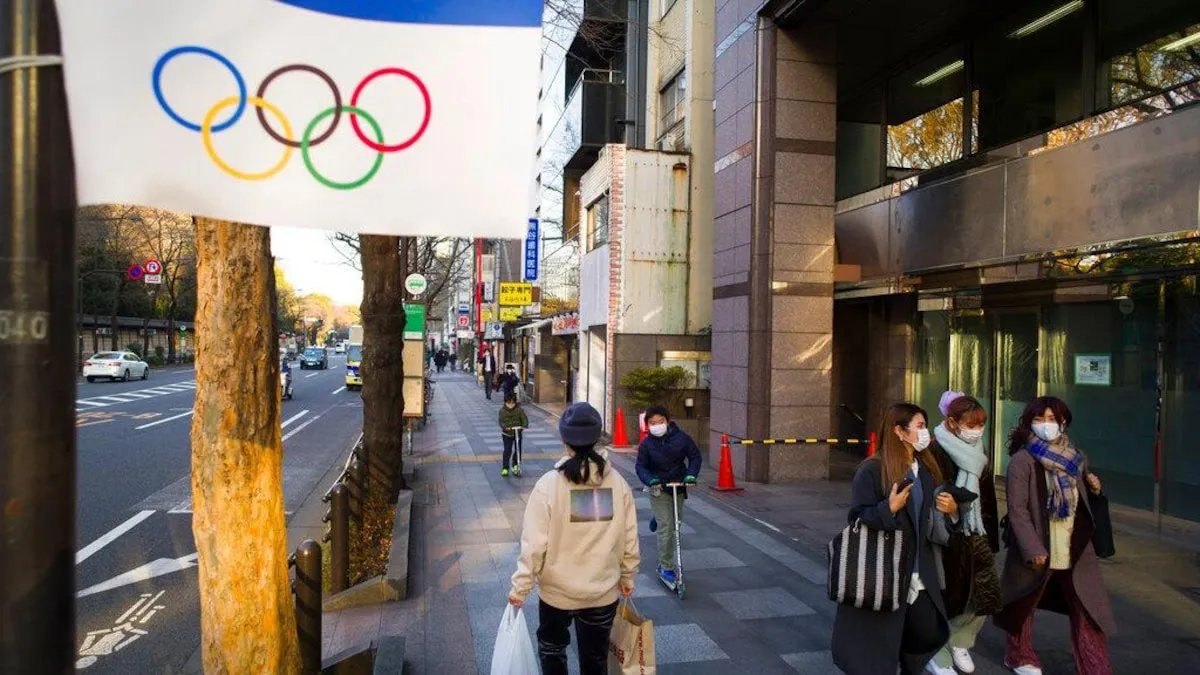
xmin=256 ymin=64 xmax=342 ymax=149
xmin=152 ymin=45 xmax=430 ymax=189
xmin=349 ymin=68 xmax=432 ymax=152
xmin=302 ymin=106 xmax=384 ymax=190
xmin=203 ymin=96 xmax=295 ymax=181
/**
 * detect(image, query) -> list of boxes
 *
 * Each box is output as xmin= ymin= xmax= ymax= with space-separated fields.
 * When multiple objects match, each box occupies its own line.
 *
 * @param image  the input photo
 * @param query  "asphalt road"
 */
xmin=73 ymin=351 xmax=362 ymax=673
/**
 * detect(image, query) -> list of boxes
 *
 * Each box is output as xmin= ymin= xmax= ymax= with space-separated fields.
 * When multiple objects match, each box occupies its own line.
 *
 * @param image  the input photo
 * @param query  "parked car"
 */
xmin=334 ymin=342 xmax=346 ymax=354
xmin=301 ymin=346 xmax=328 ymax=370
xmin=280 ymin=358 xmax=294 ymax=400
xmin=84 ymin=352 xmax=149 ymax=382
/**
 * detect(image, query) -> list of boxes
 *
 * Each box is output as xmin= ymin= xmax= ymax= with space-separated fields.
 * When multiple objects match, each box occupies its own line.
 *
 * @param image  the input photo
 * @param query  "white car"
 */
xmin=84 ymin=352 xmax=150 ymax=382
xmin=335 ymin=342 xmax=346 ymax=354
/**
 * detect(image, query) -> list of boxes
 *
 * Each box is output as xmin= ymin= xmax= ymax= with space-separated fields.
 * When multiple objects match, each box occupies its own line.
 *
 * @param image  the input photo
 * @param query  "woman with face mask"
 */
xmin=832 ymin=403 xmax=957 ymax=675
xmin=994 ymin=396 xmax=1114 ymax=675
xmin=634 ymin=405 xmax=701 ymax=587
xmin=924 ymin=392 xmax=1001 ymax=675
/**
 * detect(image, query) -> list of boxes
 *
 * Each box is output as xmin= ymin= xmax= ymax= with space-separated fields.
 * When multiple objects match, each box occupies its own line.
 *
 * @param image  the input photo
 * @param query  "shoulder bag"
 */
xmin=827 ymin=519 xmax=910 ymax=611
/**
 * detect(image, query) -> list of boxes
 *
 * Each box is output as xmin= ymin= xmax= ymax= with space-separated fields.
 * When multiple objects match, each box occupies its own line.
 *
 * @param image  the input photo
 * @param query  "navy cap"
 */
xmin=559 ymin=402 xmax=603 ymax=446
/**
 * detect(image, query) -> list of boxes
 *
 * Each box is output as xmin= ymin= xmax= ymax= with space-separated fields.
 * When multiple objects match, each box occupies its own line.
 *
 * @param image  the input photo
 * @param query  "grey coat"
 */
xmin=994 ymin=449 xmax=1116 ymax=636
xmin=832 ymin=458 xmax=950 ymax=675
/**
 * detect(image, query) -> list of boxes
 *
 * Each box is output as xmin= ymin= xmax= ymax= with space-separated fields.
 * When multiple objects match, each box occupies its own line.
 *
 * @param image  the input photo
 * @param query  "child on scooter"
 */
xmin=498 ymin=394 xmax=529 ymax=477
xmin=635 ymin=405 xmax=702 ymax=587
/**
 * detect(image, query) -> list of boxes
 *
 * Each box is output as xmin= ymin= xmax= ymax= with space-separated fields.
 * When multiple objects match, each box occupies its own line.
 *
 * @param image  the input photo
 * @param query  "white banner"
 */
xmin=54 ymin=0 xmax=542 ymax=239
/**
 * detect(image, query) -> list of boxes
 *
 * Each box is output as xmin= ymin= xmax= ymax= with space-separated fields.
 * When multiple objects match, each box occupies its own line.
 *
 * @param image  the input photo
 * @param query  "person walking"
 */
xmin=832 ymin=402 xmax=957 ymax=675
xmin=499 ymin=364 xmax=521 ymax=401
xmin=926 ymin=392 xmax=1001 ymax=675
xmin=479 ymin=347 xmax=497 ymax=400
xmin=434 ymin=348 xmax=447 ymax=373
xmin=634 ymin=405 xmax=701 ymax=587
xmin=994 ymin=396 xmax=1115 ymax=675
xmin=508 ymin=402 xmax=640 ymax=675
xmin=498 ymin=394 xmax=529 ymax=477
xmin=448 ymin=351 xmax=458 ymax=372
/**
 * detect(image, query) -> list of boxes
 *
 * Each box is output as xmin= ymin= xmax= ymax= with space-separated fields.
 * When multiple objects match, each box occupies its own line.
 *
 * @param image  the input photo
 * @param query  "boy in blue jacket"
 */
xmin=635 ymin=405 xmax=702 ymax=586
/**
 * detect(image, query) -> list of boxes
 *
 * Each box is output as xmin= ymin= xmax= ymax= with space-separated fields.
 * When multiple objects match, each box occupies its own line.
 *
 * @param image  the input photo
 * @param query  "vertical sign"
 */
xmin=481 ymin=254 xmax=496 ymax=302
xmin=523 ymin=218 xmax=539 ymax=281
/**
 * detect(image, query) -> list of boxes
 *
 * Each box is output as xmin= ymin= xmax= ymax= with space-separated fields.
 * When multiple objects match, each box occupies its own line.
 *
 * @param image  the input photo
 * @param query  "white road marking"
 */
xmin=76 ymin=381 xmax=196 ymax=409
xmin=75 ymin=400 xmax=109 ymax=408
xmin=282 ymin=415 xmax=320 ymax=442
xmin=76 ymin=590 xmax=167 ymax=668
xmin=76 ymin=553 xmax=198 ymax=598
xmin=134 ymin=409 xmax=194 ymax=430
xmin=119 ymin=392 xmax=153 ymax=399
xmin=76 ymin=510 xmax=156 ymax=565
xmin=281 ymin=410 xmax=310 ymax=429
xmin=93 ymin=396 xmax=136 ymax=404
xmin=305 ymin=372 xmax=319 ymax=378
xmin=331 ymin=386 xmax=346 ymax=394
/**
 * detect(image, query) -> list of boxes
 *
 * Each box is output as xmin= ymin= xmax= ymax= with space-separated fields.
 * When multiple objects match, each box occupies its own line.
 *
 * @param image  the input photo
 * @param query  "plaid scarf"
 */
xmin=1027 ymin=435 xmax=1081 ymax=520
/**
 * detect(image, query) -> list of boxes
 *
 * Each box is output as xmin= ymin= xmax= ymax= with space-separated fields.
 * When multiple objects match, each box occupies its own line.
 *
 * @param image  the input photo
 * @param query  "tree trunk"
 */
xmin=141 ymin=315 xmax=151 ymax=357
xmin=360 ymin=235 xmax=406 ymax=497
xmin=190 ymin=217 xmax=300 ymax=674
xmin=109 ymin=278 xmax=124 ymax=349
xmin=167 ymin=315 xmax=176 ymax=364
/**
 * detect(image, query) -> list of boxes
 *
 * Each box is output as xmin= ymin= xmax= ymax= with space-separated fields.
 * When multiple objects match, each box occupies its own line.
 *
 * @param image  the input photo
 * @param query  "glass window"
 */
xmin=585 ymin=193 xmax=610 ymax=252
xmin=1097 ymin=0 xmax=1200 ymax=109
xmin=974 ymin=1 xmax=1086 ymax=149
xmin=912 ymin=311 xmax=951 ymax=418
xmin=659 ymin=69 xmax=687 ymax=132
xmin=886 ymin=47 xmax=968 ymax=177
xmin=1163 ymin=274 xmax=1200 ymax=520
xmin=836 ymin=87 xmax=885 ymax=199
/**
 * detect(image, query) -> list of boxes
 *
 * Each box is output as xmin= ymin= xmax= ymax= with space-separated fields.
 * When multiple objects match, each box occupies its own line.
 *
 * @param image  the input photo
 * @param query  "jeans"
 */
xmin=484 ymin=373 xmax=494 ymax=399
xmin=649 ymin=488 xmax=685 ymax=570
xmin=537 ymin=599 xmax=618 ymax=675
xmin=502 ymin=434 xmax=519 ymax=469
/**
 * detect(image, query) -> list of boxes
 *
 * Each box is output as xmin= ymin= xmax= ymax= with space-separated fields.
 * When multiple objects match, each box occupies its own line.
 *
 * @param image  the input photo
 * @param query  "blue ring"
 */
xmin=152 ymin=46 xmax=247 ymax=133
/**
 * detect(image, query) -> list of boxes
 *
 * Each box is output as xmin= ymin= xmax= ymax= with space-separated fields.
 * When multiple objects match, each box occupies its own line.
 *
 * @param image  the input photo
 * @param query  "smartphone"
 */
xmin=896 ymin=477 xmax=915 ymax=492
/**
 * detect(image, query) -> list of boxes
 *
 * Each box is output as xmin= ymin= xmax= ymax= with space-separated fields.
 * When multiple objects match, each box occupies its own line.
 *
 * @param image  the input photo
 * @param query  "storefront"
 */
xmin=906 ymin=247 xmax=1200 ymax=521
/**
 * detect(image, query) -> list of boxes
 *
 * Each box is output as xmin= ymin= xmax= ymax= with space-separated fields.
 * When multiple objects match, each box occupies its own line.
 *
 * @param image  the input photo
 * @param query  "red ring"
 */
xmin=349 ymin=68 xmax=431 ymax=153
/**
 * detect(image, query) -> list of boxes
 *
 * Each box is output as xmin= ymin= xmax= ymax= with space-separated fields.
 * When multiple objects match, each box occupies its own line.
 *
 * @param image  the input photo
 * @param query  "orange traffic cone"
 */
xmin=712 ymin=434 xmax=743 ymax=492
xmin=866 ymin=431 xmax=878 ymax=458
xmin=612 ymin=408 xmax=631 ymax=448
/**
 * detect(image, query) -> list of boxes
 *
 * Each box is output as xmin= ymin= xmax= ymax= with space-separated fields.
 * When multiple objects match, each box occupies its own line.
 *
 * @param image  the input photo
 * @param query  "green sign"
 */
xmin=403 ymin=304 xmax=425 ymax=340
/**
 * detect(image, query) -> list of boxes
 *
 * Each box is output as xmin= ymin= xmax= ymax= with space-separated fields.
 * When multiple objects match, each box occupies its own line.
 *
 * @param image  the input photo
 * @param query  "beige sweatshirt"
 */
xmin=509 ymin=452 xmax=641 ymax=610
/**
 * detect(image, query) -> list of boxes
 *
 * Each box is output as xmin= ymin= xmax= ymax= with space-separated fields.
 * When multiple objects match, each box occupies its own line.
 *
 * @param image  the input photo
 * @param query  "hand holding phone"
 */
xmin=889 ymin=479 xmax=914 ymax=514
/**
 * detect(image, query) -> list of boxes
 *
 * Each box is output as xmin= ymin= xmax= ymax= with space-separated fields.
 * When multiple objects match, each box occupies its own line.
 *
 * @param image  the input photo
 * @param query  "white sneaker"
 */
xmin=1005 ymin=663 xmax=1043 ymax=675
xmin=951 ymin=648 xmax=976 ymax=673
xmin=924 ymin=662 xmax=955 ymax=675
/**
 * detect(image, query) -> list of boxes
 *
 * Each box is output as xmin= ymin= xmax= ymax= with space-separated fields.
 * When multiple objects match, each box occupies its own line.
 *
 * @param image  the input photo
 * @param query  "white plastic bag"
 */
xmin=490 ymin=605 xmax=538 ymax=675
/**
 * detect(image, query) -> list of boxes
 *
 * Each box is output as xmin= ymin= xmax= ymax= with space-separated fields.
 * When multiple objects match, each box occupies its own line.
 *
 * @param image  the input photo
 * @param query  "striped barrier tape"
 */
xmin=734 ymin=438 xmax=867 ymax=445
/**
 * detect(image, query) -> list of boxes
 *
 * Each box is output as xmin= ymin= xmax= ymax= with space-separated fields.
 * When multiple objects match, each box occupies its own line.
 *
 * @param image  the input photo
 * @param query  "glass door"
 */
xmin=991 ymin=312 xmax=1040 ymax=476
xmin=948 ymin=311 xmax=996 ymax=453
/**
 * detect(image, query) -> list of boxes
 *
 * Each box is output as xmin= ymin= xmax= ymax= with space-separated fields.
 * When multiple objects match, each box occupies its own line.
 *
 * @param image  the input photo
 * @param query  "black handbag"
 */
xmin=827 ymin=519 xmax=910 ymax=611
xmin=1089 ymin=491 xmax=1116 ymax=558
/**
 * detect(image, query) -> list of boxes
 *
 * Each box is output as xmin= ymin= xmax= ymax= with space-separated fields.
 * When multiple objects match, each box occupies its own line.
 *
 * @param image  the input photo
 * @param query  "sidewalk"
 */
xmin=326 ymin=375 xmax=1200 ymax=673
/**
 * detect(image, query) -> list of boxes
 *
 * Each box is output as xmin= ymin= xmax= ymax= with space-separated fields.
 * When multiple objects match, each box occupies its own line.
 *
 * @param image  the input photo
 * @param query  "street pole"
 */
xmin=1 ymin=0 xmax=78 ymax=672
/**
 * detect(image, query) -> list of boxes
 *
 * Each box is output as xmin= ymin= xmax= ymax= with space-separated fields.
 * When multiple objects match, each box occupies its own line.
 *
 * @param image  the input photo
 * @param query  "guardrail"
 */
xmin=289 ymin=540 xmax=322 ymax=674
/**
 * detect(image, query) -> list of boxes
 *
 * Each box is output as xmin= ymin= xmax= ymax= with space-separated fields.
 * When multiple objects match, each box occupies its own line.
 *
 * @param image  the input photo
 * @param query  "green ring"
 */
xmin=301 ymin=105 xmax=385 ymax=190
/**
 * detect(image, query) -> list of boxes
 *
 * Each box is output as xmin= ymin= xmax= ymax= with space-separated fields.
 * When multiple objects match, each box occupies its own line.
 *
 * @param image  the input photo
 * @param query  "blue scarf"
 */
xmin=1027 ymin=435 xmax=1081 ymax=520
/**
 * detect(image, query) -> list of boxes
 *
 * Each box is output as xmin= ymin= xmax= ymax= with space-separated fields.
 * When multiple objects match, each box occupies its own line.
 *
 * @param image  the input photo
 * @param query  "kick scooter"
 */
xmin=510 ymin=427 xmax=524 ymax=477
xmin=657 ymin=482 xmax=687 ymax=599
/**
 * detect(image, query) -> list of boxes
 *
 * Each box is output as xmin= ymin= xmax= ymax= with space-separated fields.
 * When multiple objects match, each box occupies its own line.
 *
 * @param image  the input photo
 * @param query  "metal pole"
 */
xmin=1 ymin=1 xmax=78 ymax=673
xmin=293 ymin=539 xmax=323 ymax=675
xmin=328 ymin=483 xmax=350 ymax=593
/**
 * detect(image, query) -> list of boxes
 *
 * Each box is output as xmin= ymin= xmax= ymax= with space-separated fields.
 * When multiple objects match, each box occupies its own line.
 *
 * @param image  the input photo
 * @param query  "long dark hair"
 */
xmin=876 ymin=403 xmax=942 ymax=493
xmin=559 ymin=443 xmax=607 ymax=485
xmin=1007 ymin=396 xmax=1073 ymax=456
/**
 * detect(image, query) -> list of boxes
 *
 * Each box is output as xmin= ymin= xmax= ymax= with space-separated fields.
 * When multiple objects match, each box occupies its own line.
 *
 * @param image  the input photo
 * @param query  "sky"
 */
xmin=269 ymin=227 xmax=363 ymax=306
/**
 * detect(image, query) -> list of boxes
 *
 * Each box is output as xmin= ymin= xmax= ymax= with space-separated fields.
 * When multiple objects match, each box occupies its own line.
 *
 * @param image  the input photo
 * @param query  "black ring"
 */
xmin=255 ymin=64 xmax=342 ymax=148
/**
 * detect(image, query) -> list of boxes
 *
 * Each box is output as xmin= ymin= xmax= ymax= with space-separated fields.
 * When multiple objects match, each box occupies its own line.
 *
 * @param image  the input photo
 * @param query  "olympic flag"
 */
xmin=53 ymin=0 xmax=543 ymax=239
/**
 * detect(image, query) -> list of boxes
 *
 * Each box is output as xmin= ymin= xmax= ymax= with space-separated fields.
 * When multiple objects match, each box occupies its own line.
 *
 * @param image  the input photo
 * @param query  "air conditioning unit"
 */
xmin=657 ymin=125 xmax=686 ymax=152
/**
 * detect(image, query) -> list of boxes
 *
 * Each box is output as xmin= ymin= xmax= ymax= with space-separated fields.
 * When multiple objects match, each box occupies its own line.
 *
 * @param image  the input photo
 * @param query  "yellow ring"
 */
xmin=201 ymin=95 xmax=294 ymax=181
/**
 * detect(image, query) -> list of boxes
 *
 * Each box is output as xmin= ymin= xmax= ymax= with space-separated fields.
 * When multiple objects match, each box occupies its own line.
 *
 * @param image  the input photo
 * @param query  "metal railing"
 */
xmin=289 ymin=540 xmax=322 ymax=674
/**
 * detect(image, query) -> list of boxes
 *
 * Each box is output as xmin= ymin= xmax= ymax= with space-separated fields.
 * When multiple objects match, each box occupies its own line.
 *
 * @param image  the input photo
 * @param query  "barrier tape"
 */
xmin=734 ymin=438 xmax=867 ymax=445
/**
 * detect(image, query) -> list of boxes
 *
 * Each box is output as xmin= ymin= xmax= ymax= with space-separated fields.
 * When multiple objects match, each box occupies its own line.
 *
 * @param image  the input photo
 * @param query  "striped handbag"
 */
xmin=827 ymin=519 xmax=909 ymax=612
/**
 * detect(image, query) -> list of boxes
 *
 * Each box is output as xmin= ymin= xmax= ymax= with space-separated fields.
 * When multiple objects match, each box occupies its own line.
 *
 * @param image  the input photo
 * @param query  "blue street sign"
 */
xmin=523 ymin=218 xmax=539 ymax=282
xmin=458 ymin=303 xmax=470 ymax=315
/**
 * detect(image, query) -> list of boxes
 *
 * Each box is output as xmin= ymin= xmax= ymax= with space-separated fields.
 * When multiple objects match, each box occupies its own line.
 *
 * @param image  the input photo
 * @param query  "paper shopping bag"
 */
xmin=608 ymin=597 xmax=656 ymax=675
xmin=490 ymin=605 xmax=538 ymax=675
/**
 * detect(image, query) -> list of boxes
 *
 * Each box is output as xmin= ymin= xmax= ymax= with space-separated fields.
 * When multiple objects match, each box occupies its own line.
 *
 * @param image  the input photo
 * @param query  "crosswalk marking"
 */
xmin=76 ymin=381 xmax=197 ymax=411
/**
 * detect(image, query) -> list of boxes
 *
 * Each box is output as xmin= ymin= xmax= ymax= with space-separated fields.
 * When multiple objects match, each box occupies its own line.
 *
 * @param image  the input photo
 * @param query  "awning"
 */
xmin=516 ymin=318 xmax=552 ymax=334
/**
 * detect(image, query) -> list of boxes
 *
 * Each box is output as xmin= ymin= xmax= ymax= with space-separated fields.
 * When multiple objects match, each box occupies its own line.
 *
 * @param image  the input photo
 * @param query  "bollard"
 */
xmin=330 ymin=483 xmax=350 ymax=593
xmin=294 ymin=539 xmax=323 ymax=675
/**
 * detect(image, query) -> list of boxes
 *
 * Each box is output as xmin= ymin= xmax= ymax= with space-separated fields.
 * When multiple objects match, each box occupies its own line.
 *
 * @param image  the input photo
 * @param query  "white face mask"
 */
xmin=649 ymin=423 xmax=668 ymax=438
xmin=913 ymin=427 xmax=931 ymax=452
xmin=957 ymin=427 xmax=984 ymax=444
xmin=1032 ymin=422 xmax=1061 ymax=443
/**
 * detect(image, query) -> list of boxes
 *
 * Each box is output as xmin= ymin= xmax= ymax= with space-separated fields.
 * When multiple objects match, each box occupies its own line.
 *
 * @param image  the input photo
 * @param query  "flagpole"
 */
xmin=0 ymin=0 xmax=79 ymax=672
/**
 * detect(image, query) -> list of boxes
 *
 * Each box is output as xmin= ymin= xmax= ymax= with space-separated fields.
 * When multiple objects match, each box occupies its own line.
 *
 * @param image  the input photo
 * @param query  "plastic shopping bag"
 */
xmin=608 ymin=597 xmax=656 ymax=675
xmin=490 ymin=605 xmax=538 ymax=675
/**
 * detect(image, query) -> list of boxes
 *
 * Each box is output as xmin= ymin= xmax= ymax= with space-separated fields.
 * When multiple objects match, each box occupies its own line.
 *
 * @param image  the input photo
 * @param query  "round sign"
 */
xmin=127 ymin=264 xmax=144 ymax=281
xmin=404 ymin=273 xmax=427 ymax=295
xmin=457 ymin=315 xmax=470 ymax=329
xmin=144 ymin=259 xmax=162 ymax=274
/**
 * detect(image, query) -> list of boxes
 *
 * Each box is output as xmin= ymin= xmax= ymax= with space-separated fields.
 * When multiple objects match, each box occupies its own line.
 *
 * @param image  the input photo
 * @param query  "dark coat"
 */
xmin=635 ymin=422 xmax=701 ymax=489
xmin=499 ymin=372 xmax=520 ymax=396
xmin=994 ymin=448 xmax=1116 ymax=636
xmin=832 ymin=458 xmax=950 ymax=675
xmin=929 ymin=440 xmax=1002 ymax=617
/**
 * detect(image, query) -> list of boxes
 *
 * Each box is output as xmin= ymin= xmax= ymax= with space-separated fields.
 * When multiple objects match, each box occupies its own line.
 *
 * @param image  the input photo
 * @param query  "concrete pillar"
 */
xmin=710 ymin=4 xmax=837 ymax=482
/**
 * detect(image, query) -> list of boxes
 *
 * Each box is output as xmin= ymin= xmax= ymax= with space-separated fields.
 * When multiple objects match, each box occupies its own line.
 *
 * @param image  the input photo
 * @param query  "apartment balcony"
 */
xmin=556 ymin=69 xmax=626 ymax=170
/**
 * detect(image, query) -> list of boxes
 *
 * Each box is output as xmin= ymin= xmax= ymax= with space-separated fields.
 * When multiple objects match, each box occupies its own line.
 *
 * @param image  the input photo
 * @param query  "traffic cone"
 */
xmin=866 ymin=431 xmax=878 ymax=458
xmin=712 ymin=434 xmax=743 ymax=492
xmin=612 ymin=408 xmax=631 ymax=448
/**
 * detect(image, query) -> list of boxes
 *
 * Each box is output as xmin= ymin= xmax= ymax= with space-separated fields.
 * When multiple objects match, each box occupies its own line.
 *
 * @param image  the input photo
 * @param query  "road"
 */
xmin=73 ymin=351 xmax=361 ymax=673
